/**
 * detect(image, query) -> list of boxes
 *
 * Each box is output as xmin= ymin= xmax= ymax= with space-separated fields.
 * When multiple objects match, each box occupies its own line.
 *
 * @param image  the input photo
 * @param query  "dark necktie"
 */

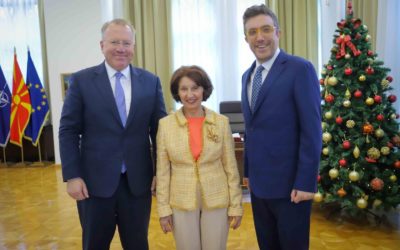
xmin=251 ymin=65 xmax=264 ymax=112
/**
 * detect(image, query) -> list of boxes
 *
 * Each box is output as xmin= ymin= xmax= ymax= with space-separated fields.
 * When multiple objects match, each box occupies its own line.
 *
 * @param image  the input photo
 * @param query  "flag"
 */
xmin=10 ymin=52 xmax=31 ymax=147
xmin=25 ymin=50 xmax=49 ymax=146
xmin=0 ymin=64 xmax=12 ymax=146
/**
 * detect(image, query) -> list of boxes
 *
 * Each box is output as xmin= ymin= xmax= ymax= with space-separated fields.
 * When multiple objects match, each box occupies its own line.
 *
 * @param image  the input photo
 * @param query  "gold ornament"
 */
xmin=343 ymin=100 xmax=351 ymax=107
xmin=365 ymin=97 xmax=374 ymax=106
xmin=349 ymin=170 xmax=360 ymax=181
xmin=346 ymin=120 xmax=355 ymax=128
xmin=373 ymin=199 xmax=382 ymax=208
xmin=345 ymin=89 xmax=351 ymax=99
xmin=313 ymin=192 xmax=323 ymax=203
xmin=359 ymin=75 xmax=366 ymax=82
xmin=329 ymin=168 xmax=339 ymax=179
xmin=345 ymin=53 xmax=351 ymax=59
xmin=390 ymin=175 xmax=397 ymax=182
xmin=325 ymin=111 xmax=333 ymax=119
xmin=321 ymin=122 xmax=328 ymax=130
xmin=322 ymin=132 xmax=332 ymax=143
xmin=381 ymin=79 xmax=389 ymax=88
xmin=380 ymin=146 xmax=390 ymax=155
xmin=353 ymin=145 xmax=360 ymax=158
xmin=367 ymin=147 xmax=381 ymax=160
xmin=327 ymin=76 xmax=338 ymax=86
xmin=322 ymin=147 xmax=329 ymax=155
xmin=375 ymin=128 xmax=385 ymax=138
xmin=321 ymin=69 xmax=327 ymax=75
xmin=391 ymin=113 xmax=397 ymax=120
xmin=357 ymin=198 xmax=368 ymax=209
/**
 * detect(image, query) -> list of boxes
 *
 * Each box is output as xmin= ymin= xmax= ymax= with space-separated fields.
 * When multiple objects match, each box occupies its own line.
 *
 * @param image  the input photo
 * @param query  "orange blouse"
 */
xmin=187 ymin=117 xmax=205 ymax=161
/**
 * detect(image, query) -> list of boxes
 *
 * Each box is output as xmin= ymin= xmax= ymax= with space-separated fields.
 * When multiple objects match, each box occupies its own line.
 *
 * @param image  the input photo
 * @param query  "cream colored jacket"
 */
xmin=156 ymin=107 xmax=243 ymax=218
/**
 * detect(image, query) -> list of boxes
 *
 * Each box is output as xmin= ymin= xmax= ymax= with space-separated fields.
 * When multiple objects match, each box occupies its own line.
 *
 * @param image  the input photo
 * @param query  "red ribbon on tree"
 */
xmin=336 ymin=34 xmax=361 ymax=59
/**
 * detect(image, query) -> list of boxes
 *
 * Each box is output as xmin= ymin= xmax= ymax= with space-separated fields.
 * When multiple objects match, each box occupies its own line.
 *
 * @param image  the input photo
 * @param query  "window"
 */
xmin=171 ymin=0 xmax=264 ymax=111
xmin=0 ymin=0 xmax=43 ymax=88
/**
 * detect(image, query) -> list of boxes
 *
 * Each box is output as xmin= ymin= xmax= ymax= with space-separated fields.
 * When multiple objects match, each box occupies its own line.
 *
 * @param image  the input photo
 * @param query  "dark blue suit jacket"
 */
xmin=241 ymin=51 xmax=322 ymax=199
xmin=59 ymin=62 xmax=166 ymax=198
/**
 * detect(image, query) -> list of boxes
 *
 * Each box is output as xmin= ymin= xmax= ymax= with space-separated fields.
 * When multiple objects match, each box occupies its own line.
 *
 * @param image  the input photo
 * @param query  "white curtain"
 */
xmin=376 ymin=0 xmax=400 ymax=112
xmin=171 ymin=0 xmax=264 ymax=112
xmin=318 ymin=0 xmax=346 ymax=71
xmin=0 ymin=0 xmax=43 ymax=88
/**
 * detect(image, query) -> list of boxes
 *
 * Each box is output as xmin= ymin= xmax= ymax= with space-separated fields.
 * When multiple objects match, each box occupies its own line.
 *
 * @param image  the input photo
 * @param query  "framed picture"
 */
xmin=60 ymin=73 xmax=72 ymax=99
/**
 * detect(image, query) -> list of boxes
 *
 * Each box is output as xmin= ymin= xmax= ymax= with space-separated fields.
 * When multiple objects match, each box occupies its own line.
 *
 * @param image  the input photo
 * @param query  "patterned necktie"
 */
xmin=251 ymin=65 xmax=264 ymax=112
xmin=114 ymin=72 xmax=127 ymax=126
xmin=115 ymin=72 xmax=127 ymax=173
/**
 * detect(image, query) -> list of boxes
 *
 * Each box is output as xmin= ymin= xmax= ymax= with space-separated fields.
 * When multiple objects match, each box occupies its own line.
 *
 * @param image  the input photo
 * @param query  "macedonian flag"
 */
xmin=10 ymin=52 xmax=31 ymax=146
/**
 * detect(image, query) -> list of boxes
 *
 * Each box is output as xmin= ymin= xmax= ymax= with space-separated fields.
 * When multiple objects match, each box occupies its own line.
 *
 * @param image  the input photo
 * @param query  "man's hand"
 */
xmin=159 ymin=215 xmax=173 ymax=233
xmin=290 ymin=189 xmax=314 ymax=203
xmin=67 ymin=178 xmax=89 ymax=200
xmin=243 ymin=177 xmax=251 ymax=192
xmin=228 ymin=216 xmax=242 ymax=230
xmin=151 ymin=176 xmax=156 ymax=197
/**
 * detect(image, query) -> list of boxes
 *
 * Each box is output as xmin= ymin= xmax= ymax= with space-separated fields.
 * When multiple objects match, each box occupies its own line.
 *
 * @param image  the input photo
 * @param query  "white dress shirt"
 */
xmin=247 ymin=48 xmax=281 ymax=106
xmin=105 ymin=62 xmax=132 ymax=115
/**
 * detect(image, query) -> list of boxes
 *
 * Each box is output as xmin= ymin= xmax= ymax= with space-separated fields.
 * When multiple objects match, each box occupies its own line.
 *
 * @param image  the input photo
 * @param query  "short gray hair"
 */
xmin=101 ymin=18 xmax=136 ymax=39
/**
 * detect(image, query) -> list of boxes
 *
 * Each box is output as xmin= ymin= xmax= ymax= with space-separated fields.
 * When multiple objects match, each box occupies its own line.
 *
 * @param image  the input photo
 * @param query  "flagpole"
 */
xmin=38 ymin=141 xmax=42 ymax=162
xmin=21 ymin=145 xmax=25 ymax=165
xmin=1 ymin=147 xmax=7 ymax=167
xmin=31 ymin=141 xmax=45 ymax=167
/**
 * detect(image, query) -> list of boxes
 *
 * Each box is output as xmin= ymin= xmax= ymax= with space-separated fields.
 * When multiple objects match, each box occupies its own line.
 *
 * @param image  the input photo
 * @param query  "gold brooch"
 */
xmin=207 ymin=126 xmax=219 ymax=143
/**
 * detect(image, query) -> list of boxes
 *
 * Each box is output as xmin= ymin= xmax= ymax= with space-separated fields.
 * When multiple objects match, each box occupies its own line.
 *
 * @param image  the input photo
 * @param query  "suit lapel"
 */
xmin=93 ymin=63 xmax=122 ymax=125
xmin=125 ymin=65 xmax=140 ymax=127
xmin=242 ymin=62 xmax=256 ymax=122
xmin=252 ymin=52 xmax=288 ymax=115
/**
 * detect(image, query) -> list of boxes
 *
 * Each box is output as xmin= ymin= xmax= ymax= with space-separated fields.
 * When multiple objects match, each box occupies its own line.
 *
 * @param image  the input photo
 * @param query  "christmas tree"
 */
xmin=316 ymin=1 xmax=400 ymax=217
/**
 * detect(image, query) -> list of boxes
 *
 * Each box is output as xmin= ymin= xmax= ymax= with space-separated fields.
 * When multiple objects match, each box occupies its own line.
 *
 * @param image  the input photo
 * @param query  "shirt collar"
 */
xmin=256 ymin=48 xmax=281 ymax=71
xmin=104 ymin=61 xmax=130 ymax=78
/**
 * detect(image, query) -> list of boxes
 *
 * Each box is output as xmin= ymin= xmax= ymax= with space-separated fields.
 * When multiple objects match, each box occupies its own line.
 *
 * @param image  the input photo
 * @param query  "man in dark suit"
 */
xmin=59 ymin=19 xmax=166 ymax=250
xmin=241 ymin=5 xmax=322 ymax=250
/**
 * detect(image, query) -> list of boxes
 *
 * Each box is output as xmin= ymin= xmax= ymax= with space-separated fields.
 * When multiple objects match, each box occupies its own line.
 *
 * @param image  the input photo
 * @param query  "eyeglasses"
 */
xmin=107 ymin=40 xmax=133 ymax=48
xmin=246 ymin=25 xmax=276 ymax=38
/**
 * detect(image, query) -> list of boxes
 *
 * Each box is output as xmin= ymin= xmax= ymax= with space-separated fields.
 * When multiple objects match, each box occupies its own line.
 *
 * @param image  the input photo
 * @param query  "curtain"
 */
xmin=123 ymin=0 xmax=174 ymax=112
xmin=351 ymin=0 xmax=377 ymax=51
xmin=376 ymin=0 xmax=400 ymax=112
xmin=267 ymin=0 xmax=318 ymax=69
xmin=0 ymin=0 xmax=43 ymax=89
xmin=170 ymin=0 xmax=264 ymax=112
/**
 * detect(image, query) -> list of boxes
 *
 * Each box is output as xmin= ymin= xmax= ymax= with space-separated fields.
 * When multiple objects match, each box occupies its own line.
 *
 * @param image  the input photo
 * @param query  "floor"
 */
xmin=0 ymin=165 xmax=399 ymax=250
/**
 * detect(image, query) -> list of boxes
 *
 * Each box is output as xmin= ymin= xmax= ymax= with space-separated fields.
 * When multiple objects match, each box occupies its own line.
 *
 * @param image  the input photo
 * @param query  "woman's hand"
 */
xmin=159 ymin=215 xmax=173 ymax=234
xmin=228 ymin=216 xmax=242 ymax=230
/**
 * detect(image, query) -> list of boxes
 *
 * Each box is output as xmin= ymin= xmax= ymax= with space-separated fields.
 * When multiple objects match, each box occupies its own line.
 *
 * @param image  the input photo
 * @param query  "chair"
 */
xmin=219 ymin=101 xmax=245 ymax=134
xmin=220 ymin=101 xmax=245 ymax=186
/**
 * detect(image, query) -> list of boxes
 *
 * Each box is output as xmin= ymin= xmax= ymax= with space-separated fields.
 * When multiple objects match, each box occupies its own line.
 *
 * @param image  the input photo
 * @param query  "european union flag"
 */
xmin=25 ymin=50 xmax=49 ymax=146
xmin=0 ymin=64 xmax=11 ymax=147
